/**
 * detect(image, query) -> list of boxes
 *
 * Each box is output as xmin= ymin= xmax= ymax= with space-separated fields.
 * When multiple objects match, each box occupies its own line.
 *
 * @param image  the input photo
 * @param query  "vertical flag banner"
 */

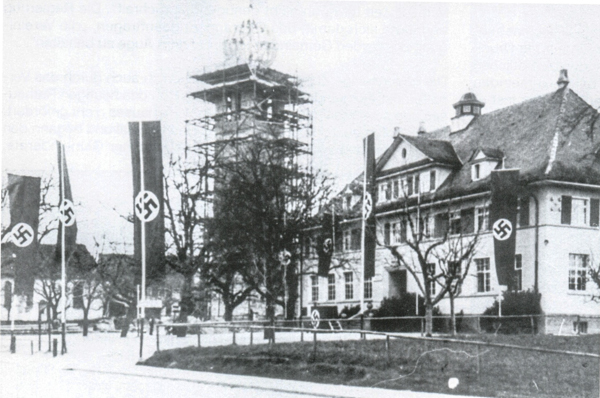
xmin=489 ymin=169 xmax=519 ymax=290
xmin=57 ymin=142 xmax=78 ymax=261
xmin=2 ymin=174 xmax=41 ymax=300
xmin=317 ymin=212 xmax=333 ymax=277
xmin=363 ymin=133 xmax=377 ymax=279
xmin=129 ymin=121 xmax=165 ymax=281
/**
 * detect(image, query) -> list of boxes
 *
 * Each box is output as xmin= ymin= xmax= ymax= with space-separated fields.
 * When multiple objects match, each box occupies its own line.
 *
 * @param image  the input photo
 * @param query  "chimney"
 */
xmin=557 ymin=69 xmax=569 ymax=89
xmin=393 ymin=126 xmax=401 ymax=138
xmin=418 ymin=121 xmax=426 ymax=135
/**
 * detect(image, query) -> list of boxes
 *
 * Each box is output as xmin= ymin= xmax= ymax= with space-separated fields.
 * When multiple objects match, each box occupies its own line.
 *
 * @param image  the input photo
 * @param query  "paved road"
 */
xmin=0 ymin=331 xmax=485 ymax=398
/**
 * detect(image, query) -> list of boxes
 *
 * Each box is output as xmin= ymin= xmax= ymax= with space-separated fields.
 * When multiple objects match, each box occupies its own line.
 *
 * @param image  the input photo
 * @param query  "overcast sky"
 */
xmin=3 ymin=0 xmax=600 ymax=252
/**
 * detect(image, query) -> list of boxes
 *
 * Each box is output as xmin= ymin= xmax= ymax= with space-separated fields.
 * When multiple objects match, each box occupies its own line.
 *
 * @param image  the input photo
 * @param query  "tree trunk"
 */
xmin=265 ymin=297 xmax=275 ymax=323
xmin=178 ymin=274 xmax=195 ymax=322
xmin=285 ymin=263 xmax=298 ymax=320
xmin=120 ymin=303 xmax=136 ymax=338
xmin=223 ymin=303 xmax=234 ymax=322
xmin=82 ymin=308 xmax=89 ymax=337
xmin=425 ymin=304 xmax=433 ymax=337
xmin=450 ymin=293 xmax=456 ymax=336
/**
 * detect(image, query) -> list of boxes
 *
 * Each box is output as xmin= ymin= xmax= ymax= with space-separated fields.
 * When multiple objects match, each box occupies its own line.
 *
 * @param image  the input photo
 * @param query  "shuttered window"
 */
xmin=561 ymin=195 xmax=572 ymax=225
xmin=590 ymin=198 xmax=599 ymax=227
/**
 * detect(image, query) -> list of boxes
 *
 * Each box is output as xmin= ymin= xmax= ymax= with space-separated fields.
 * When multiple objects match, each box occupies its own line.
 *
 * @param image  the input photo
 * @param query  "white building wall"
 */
xmin=301 ymin=184 xmax=600 ymax=323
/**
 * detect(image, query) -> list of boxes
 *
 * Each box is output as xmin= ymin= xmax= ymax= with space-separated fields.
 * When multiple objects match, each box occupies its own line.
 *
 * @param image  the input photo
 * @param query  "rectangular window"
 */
xmin=351 ymin=229 xmax=361 ymax=250
xmin=343 ymin=230 xmax=351 ymax=251
xmin=364 ymin=277 xmax=373 ymax=299
xmin=476 ymin=207 xmax=489 ymax=231
xmin=345 ymin=196 xmax=352 ymax=210
xmin=473 ymin=164 xmax=480 ymax=180
xmin=430 ymin=170 xmax=436 ymax=191
xmin=519 ymin=197 xmax=530 ymax=227
xmin=591 ymin=198 xmax=599 ymax=227
xmin=311 ymin=276 xmax=319 ymax=302
xmin=561 ymin=195 xmax=572 ymax=225
xmin=72 ymin=281 xmax=84 ymax=309
xmin=461 ymin=208 xmax=475 ymax=234
xmin=304 ymin=237 xmax=312 ymax=258
xmin=384 ymin=223 xmax=391 ymax=246
xmin=328 ymin=274 xmax=336 ymax=301
xmin=427 ymin=263 xmax=436 ymax=296
xmin=449 ymin=261 xmax=461 ymax=289
xmin=414 ymin=174 xmax=420 ymax=194
xmin=434 ymin=213 xmax=449 ymax=238
xmin=449 ymin=211 xmax=461 ymax=235
xmin=514 ymin=254 xmax=522 ymax=291
xmin=572 ymin=198 xmax=588 ymax=226
xmin=385 ymin=182 xmax=391 ymax=201
xmin=569 ymin=254 xmax=588 ymax=291
xmin=407 ymin=176 xmax=414 ymax=196
xmin=393 ymin=180 xmax=399 ymax=198
xmin=476 ymin=258 xmax=491 ymax=292
xmin=392 ymin=221 xmax=402 ymax=244
xmin=573 ymin=321 xmax=588 ymax=334
xmin=344 ymin=272 xmax=353 ymax=300
xmin=235 ymin=91 xmax=242 ymax=113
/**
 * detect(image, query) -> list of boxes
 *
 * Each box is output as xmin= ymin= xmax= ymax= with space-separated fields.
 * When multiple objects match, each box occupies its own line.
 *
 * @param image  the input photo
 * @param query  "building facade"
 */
xmin=302 ymin=71 xmax=600 ymax=333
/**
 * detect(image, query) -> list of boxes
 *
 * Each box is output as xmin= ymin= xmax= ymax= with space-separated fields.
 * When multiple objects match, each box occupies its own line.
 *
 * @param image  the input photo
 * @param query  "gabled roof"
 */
xmin=425 ymin=87 xmax=600 ymax=189
xmin=468 ymin=147 xmax=504 ymax=162
xmin=337 ymin=85 xmax=600 ymax=218
xmin=400 ymin=134 xmax=462 ymax=166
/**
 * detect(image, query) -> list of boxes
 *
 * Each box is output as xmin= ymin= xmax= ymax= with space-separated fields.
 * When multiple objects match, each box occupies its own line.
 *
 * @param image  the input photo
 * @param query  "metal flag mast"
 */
xmin=139 ymin=121 xmax=147 ymax=321
xmin=360 ymin=136 xmax=367 ymax=315
xmin=60 ymin=143 xmax=67 ymax=354
xmin=137 ymin=121 xmax=147 ymax=359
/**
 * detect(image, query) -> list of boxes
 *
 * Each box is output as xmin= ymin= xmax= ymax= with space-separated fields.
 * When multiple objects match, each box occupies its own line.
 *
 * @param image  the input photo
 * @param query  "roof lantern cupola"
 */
xmin=451 ymin=92 xmax=485 ymax=133
xmin=453 ymin=92 xmax=485 ymax=117
xmin=557 ymin=69 xmax=569 ymax=89
xmin=223 ymin=3 xmax=277 ymax=71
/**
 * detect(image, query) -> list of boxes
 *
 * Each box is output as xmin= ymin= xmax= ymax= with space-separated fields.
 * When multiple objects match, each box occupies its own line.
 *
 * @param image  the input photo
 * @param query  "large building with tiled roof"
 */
xmin=301 ymin=70 xmax=600 ymax=334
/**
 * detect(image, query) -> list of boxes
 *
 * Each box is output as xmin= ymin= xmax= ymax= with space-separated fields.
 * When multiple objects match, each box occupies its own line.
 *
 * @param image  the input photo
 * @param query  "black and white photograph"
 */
xmin=2 ymin=1 xmax=600 ymax=397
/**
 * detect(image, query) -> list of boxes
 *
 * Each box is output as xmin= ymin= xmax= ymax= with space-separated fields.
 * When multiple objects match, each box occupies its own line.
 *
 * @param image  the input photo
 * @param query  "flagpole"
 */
xmin=60 ymin=143 xmax=67 ymax=354
xmin=139 ymin=122 xmax=146 ymax=319
xmin=360 ymin=137 xmax=367 ymax=314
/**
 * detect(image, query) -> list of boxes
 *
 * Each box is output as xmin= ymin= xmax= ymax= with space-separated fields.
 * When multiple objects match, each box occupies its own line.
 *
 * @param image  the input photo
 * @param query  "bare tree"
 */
xmin=96 ymin=251 xmax=137 ymax=337
xmin=163 ymin=156 xmax=211 ymax=322
xmin=380 ymin=195 xmax=480 ymax=336
xmin=201 ymin=125 xmax=333 ymax=321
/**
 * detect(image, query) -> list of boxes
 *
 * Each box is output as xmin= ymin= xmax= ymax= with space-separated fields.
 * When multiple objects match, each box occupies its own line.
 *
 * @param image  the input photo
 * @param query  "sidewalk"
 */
xmin=0 ymin=331 xmax=489 ymax=398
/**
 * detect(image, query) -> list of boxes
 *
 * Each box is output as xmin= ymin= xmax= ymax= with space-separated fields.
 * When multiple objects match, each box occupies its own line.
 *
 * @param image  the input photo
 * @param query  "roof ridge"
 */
xmin=425 ymin=89 xmax=563 ymax=137
xmin=544 ymin=87 xmax=570 ymax=175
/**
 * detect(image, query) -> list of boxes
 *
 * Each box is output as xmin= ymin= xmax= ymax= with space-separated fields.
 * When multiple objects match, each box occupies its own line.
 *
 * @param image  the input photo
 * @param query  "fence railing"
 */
xmin=153 ymin=320 xmax=599 ymax=359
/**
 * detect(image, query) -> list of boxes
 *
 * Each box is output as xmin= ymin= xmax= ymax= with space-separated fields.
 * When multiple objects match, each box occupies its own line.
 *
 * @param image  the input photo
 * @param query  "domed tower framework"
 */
xmin=182 ymin=11 xmax=315 ymax=319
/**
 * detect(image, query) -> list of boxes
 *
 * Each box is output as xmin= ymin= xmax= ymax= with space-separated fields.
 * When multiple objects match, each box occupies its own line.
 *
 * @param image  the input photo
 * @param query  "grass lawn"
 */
xmin=141 ymin=334 xmax=599 ymax=398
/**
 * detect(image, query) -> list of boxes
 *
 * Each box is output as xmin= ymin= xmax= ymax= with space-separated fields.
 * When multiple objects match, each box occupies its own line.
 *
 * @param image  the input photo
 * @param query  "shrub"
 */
xmin=481 ymin=290 xmax=542 ymax=334
xmin=339 ymin=305 xmax=360 ymax=319
xmin=371 ymin=294 xmax=442 ymax=332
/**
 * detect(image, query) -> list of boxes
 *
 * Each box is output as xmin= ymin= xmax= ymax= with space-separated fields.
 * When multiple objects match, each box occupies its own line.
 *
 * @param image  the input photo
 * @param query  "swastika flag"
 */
xmin=129 ymin=121 xmax=165 ymax=281
xmin=57 ymin=142 xmax=78 ymax=263
xmin=317 ymin=212 xmax=334 ymax=277
xmin=362 ymin=133 xmax=377 ymax=280
xmin=2 ymin=174 xmax=41 ymax=299
xmin=489 ymin=169 xmax=519 ymax=289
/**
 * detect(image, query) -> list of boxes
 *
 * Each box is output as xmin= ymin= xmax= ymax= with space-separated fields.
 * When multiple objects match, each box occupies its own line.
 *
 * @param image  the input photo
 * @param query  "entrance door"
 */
xmin=388 ymin=269 xmax=407 ymax=297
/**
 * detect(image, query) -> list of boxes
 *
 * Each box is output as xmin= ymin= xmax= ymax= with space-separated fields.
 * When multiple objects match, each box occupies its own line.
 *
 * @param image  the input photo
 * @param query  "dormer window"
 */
xmin=473 ymin=164 xmax=481 ymax=180
xmin=345 ymin=196 xmax=352 ymax=210
xmin=430 ymin=170 xmax=436 ymax=191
